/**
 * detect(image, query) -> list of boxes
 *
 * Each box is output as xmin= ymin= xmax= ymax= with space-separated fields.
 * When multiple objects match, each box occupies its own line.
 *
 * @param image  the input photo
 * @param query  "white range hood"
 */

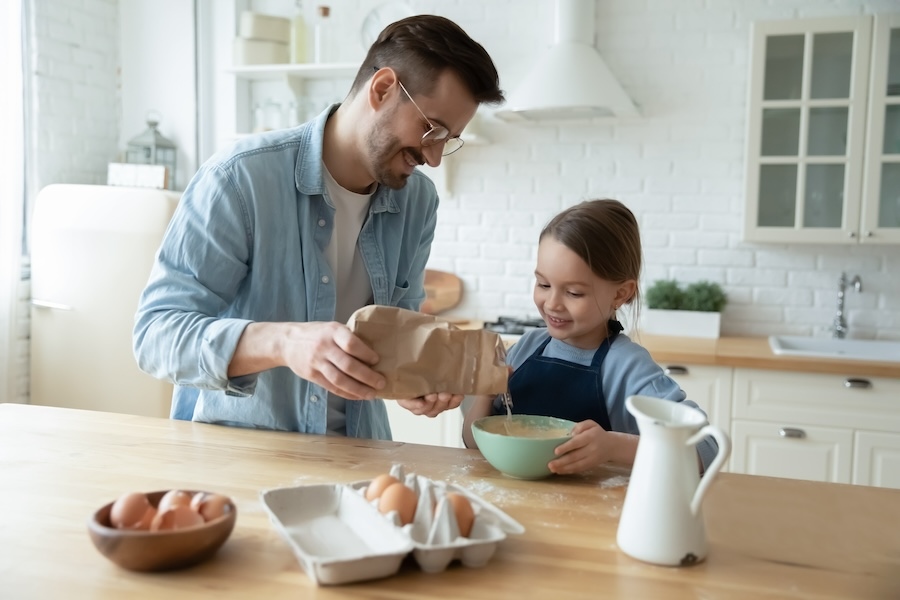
xmin=496 ymin=0 xmax=639 ymax=122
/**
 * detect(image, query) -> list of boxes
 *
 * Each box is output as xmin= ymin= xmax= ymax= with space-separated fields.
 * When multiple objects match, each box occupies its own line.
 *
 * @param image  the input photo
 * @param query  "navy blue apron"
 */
xmin=492 ymin=320 xmax=623 ymax=431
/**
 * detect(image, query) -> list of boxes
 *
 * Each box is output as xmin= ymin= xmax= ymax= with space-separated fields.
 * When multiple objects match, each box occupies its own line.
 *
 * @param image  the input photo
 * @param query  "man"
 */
xmin=133 ymin=15 xmax=504 ymax=438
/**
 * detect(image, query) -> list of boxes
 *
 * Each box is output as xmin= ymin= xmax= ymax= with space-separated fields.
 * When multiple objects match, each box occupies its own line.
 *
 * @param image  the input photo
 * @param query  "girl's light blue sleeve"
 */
xmin=603 ymin=338 xmax=720 ymax=472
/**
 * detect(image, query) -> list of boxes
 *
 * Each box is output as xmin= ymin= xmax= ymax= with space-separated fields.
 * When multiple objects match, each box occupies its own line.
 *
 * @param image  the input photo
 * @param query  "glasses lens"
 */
xmin=422 ymin=126 xmax=450 ymax=145
xmin=442 ymin=137 xmax=464 ymax=156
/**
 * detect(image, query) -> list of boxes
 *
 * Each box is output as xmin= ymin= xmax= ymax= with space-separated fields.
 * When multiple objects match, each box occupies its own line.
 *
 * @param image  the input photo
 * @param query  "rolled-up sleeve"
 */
xmin=133 ymin=164 xmax=255 ymax=391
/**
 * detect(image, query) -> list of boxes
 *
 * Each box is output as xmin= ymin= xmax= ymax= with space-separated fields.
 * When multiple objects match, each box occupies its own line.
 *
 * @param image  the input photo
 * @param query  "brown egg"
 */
xmin=365 ymin=474 xmax=400 ymax=502
xmin=377 ymin=482 xmax=417 ymax=525
xmin=150 ymin=504 xmax=205 ymax=531
xmin=110 ymin=492 xmax=151 ymax=529
xmin=445 ymin=492 xmax=475 ymax=538
xmin=134 ymin=506 xmax=157 ymax=531
xmin=190 ymin=492 xmax=232 ymax=522
xmin=157 ymin=489 xmax=194 ymax=513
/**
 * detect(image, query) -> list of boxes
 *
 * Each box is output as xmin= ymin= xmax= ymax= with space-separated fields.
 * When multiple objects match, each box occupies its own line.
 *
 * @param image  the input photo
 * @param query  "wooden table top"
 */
xmin=2 ymin=403 xmax=898 ymax=599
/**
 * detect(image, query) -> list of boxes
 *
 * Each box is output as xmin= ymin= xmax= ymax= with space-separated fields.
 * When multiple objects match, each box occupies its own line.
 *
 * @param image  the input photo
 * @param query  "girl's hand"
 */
xmin=547 ymin=420 xmax=638 ymax=474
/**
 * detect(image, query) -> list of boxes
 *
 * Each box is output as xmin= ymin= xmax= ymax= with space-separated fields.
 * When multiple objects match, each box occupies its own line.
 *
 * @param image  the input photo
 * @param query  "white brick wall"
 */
xmin=14 ymin=0 xmax=120 ymax=403
xmin=410 ymin=0 xmax=900 ymax=341
xmin=27 ymin=0 xmax=119 ymax=193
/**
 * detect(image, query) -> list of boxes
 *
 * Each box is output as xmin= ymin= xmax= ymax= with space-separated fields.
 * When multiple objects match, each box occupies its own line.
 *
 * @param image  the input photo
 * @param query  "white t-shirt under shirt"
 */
xmin=321 ymin=164 xmax=374 ymax=434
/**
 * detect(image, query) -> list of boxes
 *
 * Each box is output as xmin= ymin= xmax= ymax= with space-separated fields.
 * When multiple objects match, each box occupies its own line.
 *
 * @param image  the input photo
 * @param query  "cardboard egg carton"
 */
xmin=260 ymin=465 xmax=524 ymax=585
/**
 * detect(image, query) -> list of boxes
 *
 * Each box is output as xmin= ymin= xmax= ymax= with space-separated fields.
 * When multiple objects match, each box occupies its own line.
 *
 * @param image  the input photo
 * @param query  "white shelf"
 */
xmin=224 ymin=61 xmax=491 ymax=180
xmin=227 ymin=63 xmax=359 ymax=81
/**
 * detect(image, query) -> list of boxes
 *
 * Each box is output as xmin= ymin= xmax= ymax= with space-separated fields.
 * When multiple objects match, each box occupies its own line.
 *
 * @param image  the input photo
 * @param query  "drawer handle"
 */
xmin=779 ymin=427 xmax=806 ymax=439
xmin=664 ymin=366 xmax=689 ymax=376
xmin=844 ymin=378 xmax=872 ymax=389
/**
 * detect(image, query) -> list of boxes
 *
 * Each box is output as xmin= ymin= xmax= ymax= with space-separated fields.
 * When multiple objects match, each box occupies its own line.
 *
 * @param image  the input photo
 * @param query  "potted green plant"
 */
xmin=643 ymin=279 xmax=726 ymax=339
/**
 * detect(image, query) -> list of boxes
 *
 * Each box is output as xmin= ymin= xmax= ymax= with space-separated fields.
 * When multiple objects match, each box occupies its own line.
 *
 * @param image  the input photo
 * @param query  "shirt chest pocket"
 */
xmin=391 ymin=280 xmax=412 ymax=304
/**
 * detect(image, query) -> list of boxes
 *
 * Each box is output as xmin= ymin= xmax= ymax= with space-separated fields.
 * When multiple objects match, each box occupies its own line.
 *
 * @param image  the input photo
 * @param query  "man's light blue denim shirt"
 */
xmin=133 ymin=105 xmax=438 ymax=439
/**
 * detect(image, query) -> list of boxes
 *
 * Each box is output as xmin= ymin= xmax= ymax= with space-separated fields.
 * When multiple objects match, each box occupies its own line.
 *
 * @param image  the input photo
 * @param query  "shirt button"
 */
xmin=310 ymin=395 xmax=319 ymax=403
xmin=318 ymin=219 xmax=326 ymax=227
xmin=321 ymin=275 xmax=329 ymax=284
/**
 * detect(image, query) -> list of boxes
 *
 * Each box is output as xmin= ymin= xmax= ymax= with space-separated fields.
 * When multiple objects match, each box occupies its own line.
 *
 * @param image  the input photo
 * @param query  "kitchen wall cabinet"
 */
xmin=744 ymin=14 xmax=900 ymax=244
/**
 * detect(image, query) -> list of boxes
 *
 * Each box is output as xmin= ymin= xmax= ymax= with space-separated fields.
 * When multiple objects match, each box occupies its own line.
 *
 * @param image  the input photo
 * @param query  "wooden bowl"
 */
xmin=87 ymin=490 xmax=237 ymax=572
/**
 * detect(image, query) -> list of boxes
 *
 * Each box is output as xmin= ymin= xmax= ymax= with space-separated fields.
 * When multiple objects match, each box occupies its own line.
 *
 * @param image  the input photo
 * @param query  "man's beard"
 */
xmin=365 ymin=120 xmax=425 ymax=190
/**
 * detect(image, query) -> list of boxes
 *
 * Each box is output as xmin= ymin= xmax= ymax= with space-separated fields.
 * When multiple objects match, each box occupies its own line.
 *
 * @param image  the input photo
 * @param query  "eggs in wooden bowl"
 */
xmin=87 ymin=489 xmax=237 ymax=572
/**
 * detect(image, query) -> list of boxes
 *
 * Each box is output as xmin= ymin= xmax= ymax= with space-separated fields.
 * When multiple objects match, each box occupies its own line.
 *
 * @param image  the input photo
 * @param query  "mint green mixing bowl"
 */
xmin=472 ymin=415 xmax=576 ymax=480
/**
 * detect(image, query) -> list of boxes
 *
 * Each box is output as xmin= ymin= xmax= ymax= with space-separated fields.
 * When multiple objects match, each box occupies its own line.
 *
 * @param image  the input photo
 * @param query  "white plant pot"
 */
xmin=641 ymin=309 xmax=721 ymax=339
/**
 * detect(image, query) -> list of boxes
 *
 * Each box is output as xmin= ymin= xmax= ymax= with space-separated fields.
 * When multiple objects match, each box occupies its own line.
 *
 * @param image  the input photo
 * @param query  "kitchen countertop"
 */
xmin=638 ymin=334 xmax=900 ymax=378
xmin=2 ymin=403 xmax=898 ymax=599
xmin=454 ymin=321 xmax=899 ymax=378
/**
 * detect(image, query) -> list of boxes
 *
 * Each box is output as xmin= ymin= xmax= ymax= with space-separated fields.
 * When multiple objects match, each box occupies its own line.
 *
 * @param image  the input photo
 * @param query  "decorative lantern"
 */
xmin=126 ymin=112 xmax=177 ymax=190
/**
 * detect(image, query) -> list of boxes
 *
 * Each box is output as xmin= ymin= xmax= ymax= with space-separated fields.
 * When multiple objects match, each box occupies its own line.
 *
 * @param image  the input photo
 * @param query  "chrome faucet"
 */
xmin=832 ymin=272 xmax=862 ymax=339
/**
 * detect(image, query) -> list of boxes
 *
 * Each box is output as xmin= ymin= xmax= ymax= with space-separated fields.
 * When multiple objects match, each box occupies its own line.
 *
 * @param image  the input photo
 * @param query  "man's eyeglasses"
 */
xmin=380 ymin=69 xmax=464 ymax=156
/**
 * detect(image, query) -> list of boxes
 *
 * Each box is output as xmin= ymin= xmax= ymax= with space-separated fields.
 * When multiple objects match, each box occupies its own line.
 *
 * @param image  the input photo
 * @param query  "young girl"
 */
xmin=463 ymin=199 xmax=718 ymax=475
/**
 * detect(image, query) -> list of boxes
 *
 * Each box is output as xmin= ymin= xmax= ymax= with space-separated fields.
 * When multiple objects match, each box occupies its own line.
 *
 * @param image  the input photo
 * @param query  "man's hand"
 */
xmin=229 ymin=321 xmax=386 ymax=400
xmin=396 ymin=392 xmax=464 ymax=418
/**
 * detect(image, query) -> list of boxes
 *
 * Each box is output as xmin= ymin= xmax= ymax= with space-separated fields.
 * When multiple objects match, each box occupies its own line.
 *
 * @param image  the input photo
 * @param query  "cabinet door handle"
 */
xmin=664 ymin=366 xmax=689 ymax=376
xmin=779 ymin=427 xmax=806 ymax=439
xmin=844 ymin=378 xmax=872 ymax=389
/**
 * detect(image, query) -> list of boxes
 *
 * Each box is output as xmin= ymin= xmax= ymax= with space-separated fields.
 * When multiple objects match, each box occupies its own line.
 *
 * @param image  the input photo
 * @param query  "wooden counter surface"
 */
xmin=2 ymin=403 xmax=898 ymax=599
xmin=639 ymin=334 xmax=900 ymax=378
xmin=454 ymin=321 xmax=899 ymax=378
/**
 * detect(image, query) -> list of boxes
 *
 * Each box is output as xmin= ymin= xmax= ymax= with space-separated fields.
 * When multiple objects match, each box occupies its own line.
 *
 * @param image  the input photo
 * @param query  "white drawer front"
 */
xmin=731 ymin=420 xmax=853 ymax=484
xmin=733 ymin=368 xmax=900 ymax=431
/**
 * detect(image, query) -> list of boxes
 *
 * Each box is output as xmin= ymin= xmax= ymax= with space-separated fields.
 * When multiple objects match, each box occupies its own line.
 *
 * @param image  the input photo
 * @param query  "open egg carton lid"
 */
xmin=260 ymin=464 xmax=524 ymax=585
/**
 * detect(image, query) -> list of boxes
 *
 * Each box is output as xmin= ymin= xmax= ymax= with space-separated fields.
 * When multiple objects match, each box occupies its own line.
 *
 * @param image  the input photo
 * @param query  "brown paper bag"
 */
xmin=347 ymin=305 xmax=508 ymax=399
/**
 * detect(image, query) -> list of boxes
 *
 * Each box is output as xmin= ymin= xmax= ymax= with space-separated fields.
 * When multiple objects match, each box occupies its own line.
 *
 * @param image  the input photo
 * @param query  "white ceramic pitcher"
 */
xmin=616 ymin=395 xmax=731 ymax=567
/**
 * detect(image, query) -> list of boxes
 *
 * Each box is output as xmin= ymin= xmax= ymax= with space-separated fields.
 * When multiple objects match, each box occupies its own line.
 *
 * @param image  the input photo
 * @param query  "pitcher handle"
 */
xmin=686 ymin=424 xmax=731 ymax=516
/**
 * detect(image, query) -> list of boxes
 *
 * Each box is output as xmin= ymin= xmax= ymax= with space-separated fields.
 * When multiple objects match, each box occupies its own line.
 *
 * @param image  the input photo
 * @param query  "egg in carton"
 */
xmin=354 ymin=464 xmax=525 ymax=574
xmin=260 ymin=465 xmax=524 ymax=585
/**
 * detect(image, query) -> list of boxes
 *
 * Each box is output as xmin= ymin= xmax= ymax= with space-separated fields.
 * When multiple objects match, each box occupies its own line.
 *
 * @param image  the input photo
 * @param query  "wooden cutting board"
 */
xmin=420 ymin=269 xmax=462 ymax=315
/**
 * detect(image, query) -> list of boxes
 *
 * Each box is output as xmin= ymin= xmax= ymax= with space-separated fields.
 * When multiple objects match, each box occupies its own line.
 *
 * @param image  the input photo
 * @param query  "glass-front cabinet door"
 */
xmin=745 ymin=15 xmax=900 ymax=244
xmin=861 ymin=14 xmax=900 ymax=243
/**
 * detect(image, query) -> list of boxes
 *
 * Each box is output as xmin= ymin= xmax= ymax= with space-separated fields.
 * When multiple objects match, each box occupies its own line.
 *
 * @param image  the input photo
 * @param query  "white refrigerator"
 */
xmin=30 ymin=184 xmax=179 ymax=418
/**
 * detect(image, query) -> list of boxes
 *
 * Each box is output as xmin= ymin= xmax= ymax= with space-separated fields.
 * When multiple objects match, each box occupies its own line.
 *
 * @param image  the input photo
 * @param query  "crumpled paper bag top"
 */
xmin=347 ymin=305 xmax=508 ymax=399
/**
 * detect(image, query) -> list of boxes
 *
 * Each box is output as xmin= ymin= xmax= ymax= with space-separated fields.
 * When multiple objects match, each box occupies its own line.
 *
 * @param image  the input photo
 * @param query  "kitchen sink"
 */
xmin=768 ymin=335 xmax=900 ymax=363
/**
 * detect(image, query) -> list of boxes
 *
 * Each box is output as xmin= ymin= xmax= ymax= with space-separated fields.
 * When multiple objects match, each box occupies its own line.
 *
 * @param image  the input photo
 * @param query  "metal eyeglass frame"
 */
xmin=374 ymin=66 xmax=464 ymax=156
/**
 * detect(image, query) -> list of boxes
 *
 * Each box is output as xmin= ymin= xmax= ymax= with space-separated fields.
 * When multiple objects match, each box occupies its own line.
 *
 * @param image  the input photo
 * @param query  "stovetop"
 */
xmin=482 ymin=316 xmax=547 ymax=335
